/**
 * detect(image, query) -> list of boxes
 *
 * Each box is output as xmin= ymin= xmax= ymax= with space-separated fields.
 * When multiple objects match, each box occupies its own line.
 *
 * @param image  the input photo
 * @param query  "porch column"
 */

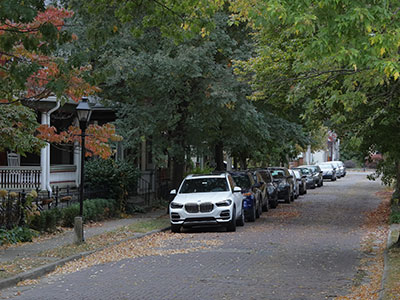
xmin=40 ymin=112 xmax=48 ymax=191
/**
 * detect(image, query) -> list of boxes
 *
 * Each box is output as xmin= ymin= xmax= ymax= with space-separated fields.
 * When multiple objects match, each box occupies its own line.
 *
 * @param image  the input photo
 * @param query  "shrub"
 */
xmin=61 ymin=198 xmax=118 ymax=227
xmin=61 ymin=205 xmax=80 ymax=227
xmin=29 ymin=208 xmax=61 ymax=233
xmin=84 ymin=158 xmax=139 ymax=211
xmin=0 ymin=227 xmax=38 ymax=245
xmin=390 ymin=204 xmax=400 ymax=224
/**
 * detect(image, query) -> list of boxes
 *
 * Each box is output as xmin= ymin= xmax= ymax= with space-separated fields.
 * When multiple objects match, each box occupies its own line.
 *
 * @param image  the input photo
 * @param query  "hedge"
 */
xmin=29 ymin=198 xmax=118 ymax=232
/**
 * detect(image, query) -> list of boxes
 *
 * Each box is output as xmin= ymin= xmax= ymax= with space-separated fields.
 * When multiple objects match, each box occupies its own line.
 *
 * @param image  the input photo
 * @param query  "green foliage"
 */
xmin=187 ymin=165 xmax=215 ymax=175
xmin=61 ymin=198 xmax=118 ymax=227
xmin=84 ymin=158 xmax=139 ymax=201
xmin=29 ymin=208 xmax=62 ymax=233
xmin=390 ymin=204 xmax=400 ymax=224
xmin=0 ymin=227 xmax=38 ymax=246
xmin=0 ymin=103 xmax=45 ymax=155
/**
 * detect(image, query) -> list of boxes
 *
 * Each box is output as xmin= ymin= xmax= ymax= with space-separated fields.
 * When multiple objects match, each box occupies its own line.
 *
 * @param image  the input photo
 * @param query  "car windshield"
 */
xmin=296 ymin=168 xmax=310 ymax=175
xmin=179 ymin=178 xmax=229 ymax=193
xmin=308 ymin=166 xmax=318 ymax=172
xmin=293 ymin=170 xmax=301 ymax=178
xmin=232 ymin=175 xmax=251 ymax=189
xmin=271 ymin=170 xmax=286 ymax=178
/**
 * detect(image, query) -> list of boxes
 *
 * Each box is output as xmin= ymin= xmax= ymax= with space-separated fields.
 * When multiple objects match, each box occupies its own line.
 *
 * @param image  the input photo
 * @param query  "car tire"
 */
xmin=256 ymin=198 xmax=262 ymax=218
xmin=237 ymin=205 xmax=245 ymax=226
xmin=227 ymin=207 xmax=237 ymax=232
xmin=248 ymin=203 xmax=256 ymax=222
xmin=171 ymin=224 xmax=181 ymax=233
xmin=320 ymin=180 xmax=323 ymax=187
xmin=262 ymin=199 xmax=269 ymax=212
xmin=284 ymin=192 xmax=290 ymax=203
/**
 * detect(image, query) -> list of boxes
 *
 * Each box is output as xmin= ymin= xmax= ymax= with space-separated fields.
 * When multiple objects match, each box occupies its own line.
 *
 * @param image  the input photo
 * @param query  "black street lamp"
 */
xmin=75 ymin=97 xmax=92 ymax=243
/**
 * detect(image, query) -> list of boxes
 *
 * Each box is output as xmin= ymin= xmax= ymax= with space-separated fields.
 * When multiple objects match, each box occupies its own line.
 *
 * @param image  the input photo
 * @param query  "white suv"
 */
xmin=169 ymin=173 xmax=244 ymax=233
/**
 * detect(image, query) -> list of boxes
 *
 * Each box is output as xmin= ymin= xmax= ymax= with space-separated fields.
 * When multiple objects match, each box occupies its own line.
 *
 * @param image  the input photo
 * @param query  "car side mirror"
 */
xmin=233 ymin=186 xmax=242 ymax=193
xmin=287 ymin=175 xmax=293 ymax=179
xmin=170 ymin=189 xmax=177 ymax=195
xmin=319 ymin=171 xmax=323 ymax=174
xmin=302 ymin=175 xmax=307 ymax=178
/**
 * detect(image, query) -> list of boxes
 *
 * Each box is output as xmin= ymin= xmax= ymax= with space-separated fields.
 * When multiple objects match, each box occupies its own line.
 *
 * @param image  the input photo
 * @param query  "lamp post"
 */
xmin=75 ymin=97 xmax=92 ymax=243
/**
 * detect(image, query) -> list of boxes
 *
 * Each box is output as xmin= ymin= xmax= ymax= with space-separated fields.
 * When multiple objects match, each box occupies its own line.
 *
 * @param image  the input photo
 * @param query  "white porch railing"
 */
xmin=0 ymin=167 xmax=41 ymax=190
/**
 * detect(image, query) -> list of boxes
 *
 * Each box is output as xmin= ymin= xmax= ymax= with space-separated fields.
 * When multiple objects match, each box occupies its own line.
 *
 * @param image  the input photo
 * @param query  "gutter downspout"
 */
xmin=45 ymin=101 xmax=61 ymax=196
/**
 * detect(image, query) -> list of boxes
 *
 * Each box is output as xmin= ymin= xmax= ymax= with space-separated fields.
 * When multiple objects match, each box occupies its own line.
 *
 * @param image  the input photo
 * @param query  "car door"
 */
xmin=228 ymin=175 xmax=242 ymax=218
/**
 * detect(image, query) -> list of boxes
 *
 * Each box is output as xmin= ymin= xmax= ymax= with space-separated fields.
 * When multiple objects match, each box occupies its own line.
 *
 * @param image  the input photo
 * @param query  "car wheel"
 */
xmin=248 ymin=202 xmax=256 ymax=222
xmin=237 ymin=205 xmax=245 ymax=226
xmin=262 ymin=198 xmax=269 ymax=212
xmin=256 ymin=198 xmax=261 ymax=218
xmin=320 ymin=180 xmax=324 ymax=187
xmin=227 ymin=207 xmax=237 ymax=232
xmin=284 ymin=192 xmax=290 ymax=203
xmin=171 ymin=224 xmax=181 ymax=233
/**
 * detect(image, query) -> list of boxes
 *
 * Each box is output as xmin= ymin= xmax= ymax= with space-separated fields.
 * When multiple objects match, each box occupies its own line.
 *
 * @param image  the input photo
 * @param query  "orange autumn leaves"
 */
xmin=0 ymin=6 xmax=99 ymax=102
xmin=37 ymin=123 xmax=122 ymax=159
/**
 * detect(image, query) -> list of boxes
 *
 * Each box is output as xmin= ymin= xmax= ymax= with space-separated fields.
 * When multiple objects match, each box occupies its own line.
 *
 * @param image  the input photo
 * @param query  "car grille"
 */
xmin=185 ymin=203 xmax=199 ymax=213
xmin=200 ymin=202 xmax=213 ymax=212
xmin=185 ymin=202 xmax=214 ymax=213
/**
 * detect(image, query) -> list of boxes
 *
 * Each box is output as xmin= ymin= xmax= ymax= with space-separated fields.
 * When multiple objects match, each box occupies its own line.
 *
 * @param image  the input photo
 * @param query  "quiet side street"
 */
xmin=0 ymin=171 xmax=388 ymax=300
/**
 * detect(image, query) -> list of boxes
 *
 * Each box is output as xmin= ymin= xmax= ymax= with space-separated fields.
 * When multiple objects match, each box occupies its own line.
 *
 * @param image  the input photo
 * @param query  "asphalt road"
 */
xmin=1 ymin=171 xmax=383 ymax=300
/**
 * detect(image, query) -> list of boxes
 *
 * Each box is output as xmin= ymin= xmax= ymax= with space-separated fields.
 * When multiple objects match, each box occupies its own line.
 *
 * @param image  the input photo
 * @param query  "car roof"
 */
xmin=185 ymin=173 xmax=227 ymax=179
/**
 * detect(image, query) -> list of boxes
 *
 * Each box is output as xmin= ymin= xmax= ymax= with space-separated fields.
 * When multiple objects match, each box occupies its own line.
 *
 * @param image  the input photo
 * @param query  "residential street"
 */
xmin=1 ymin=171 xmax=383 ymax=300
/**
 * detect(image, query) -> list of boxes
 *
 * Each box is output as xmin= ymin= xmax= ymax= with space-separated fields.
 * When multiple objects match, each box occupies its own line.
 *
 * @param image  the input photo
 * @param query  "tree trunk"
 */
xmin=239 ymin=152 xmax=247 ymax=170
xmin=394 ymin=160 xmax=400 ymax=247
xmin=215 ymin=141 xmax=224 ymax=171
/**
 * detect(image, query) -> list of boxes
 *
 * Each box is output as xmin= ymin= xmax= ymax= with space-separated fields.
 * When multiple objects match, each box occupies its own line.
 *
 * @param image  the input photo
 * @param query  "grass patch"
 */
xmin=383 ymin=246 xmax=400 ymax=300
xmin=39 ymin=217 xmax=169 ymax=259
xmin=0 ymin=257 xmax=53 ymax=279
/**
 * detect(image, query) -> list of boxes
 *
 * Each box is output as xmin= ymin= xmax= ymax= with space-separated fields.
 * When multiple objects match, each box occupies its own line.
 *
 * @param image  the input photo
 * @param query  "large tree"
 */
xmin=0 ymin=0 xmax=98 ymax=154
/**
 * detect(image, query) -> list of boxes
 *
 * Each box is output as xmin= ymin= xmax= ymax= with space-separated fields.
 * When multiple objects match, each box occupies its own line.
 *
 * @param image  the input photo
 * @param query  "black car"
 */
xmin=292 ymin=167 xmax=316 ymax=189
xmin=267 ymin=167 xmax=295 ymax=203
xmin=251 ymin=169 xmax=279 ymax=210
xmin=300 ymin=165 xmax=323 ymax=187
xmin=231 ymin=171 xmax=262 ymax=222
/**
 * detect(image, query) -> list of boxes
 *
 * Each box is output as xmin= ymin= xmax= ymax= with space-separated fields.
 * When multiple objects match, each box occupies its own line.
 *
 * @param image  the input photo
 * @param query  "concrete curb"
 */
xmin=0 ymin=226 xmax=171 ymax=291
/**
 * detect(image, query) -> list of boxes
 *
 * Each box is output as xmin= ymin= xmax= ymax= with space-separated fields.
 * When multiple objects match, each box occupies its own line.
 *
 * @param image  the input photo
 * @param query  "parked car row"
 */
xmin=169 ymin=161 xmax=346 ymax=233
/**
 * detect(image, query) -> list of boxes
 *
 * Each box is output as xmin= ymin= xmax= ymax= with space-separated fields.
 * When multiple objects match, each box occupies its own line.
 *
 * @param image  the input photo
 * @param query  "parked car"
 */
xmin=299 ymin=165 xmax=323 ymax=187
xmin=331 ymin=161 xmax=346 ymax=177
xmin=230 ymin=171 xmax=262 ymax=222
xmin=251 ymin=169 xmax=279 ymax=209
xmin=329 ymin=161 xmax=343 ymax=178
xmin=318 ymin=163 xmax=337 ymax=181
xmin=169 ymin=173 xmax=244 ymax=233
xmin=288 ymin=169 xmax=300 ymax=199
xmin=292 ymin=169 xmax=307 ymax=195
xmin=267 ymin=167 xmax=295 ymax=203
xmin=293 ymin=167 xmax=316 ymax=189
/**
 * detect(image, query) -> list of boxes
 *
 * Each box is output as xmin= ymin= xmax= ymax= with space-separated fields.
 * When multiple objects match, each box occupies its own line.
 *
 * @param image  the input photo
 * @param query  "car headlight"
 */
xmin=216 ymin=199 xmax=232 ymax=207
xmin=170 ymin=202 xmax=183 ymax=209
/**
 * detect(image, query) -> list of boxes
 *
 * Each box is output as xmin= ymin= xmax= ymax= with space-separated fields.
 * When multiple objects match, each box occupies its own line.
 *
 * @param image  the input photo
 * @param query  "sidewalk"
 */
xmin=0 ymin=208 xmax=169 ymax=289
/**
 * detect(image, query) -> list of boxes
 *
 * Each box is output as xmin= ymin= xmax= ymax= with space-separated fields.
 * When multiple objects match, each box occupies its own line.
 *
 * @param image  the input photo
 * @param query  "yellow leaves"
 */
xmin=200 ymin=27 xmax=209 ymax=38
xmin=112 ymin=25 xmax=118 ymax=33
xmin=181 ymin=23 xmax=190 ymax=31
xmin=380 ymin=47 xmax=386 ymax=56
xmin=394 ymin=72 xmax=400 ymax=81
xmin=366 ymin=25 xmax=372 ymax=33
xmin=353 ymin=64 xmax=357 ymax=72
